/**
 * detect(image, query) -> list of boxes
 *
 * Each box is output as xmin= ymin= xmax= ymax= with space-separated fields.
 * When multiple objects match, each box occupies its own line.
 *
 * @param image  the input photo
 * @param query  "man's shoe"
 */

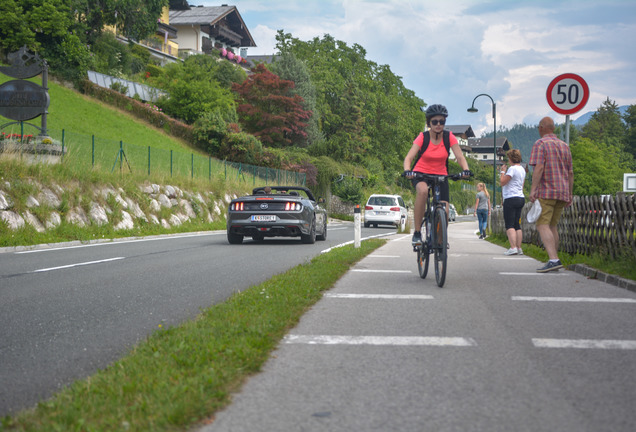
xmin=504 ymin=248 xmax=518 ymax=255
xmin=411 ymin=232 xmax=422 ymax=247
xmin=536 ymin=260 xmax=563 ymax=273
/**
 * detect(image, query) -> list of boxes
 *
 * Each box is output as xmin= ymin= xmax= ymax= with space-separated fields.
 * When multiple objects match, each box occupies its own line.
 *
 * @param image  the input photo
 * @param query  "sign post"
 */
xmin=546 ymin=73 xmax=590 ymax=144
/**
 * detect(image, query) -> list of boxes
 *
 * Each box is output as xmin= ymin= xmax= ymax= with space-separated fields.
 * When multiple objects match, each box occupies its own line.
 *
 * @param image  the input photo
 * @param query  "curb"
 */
xmin=568 ymin=263 xmax=636 ymax=294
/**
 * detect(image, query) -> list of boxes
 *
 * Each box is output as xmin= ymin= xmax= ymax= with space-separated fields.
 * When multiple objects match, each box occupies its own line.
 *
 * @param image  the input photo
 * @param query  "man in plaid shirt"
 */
xmin=529 ymin=116 xmax=574 ymax=273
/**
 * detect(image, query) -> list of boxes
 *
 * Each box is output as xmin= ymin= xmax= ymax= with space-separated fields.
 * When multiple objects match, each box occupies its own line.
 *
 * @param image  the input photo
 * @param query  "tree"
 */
xmin=581 ymin=97 xmax=627 ymax=143
xmin=570 ymin=137 xmax=625 ymax=195
xmin=269 ymin=52 xmax=323 ymax=147
xmin=155 ymin=55 xmax=237 ymax=124
xmin=232 ymin=63 xmax=311 ymax=147
xmin=623 ymin=104 xmax=636 ymax=158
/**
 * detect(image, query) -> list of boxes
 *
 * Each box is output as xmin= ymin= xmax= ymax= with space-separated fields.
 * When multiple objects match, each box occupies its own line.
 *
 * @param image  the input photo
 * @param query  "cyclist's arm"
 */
xmin=451 ymin=144 xmax=470 ymax=171
xmin=404 ymin=142 xmax=421 ymax=172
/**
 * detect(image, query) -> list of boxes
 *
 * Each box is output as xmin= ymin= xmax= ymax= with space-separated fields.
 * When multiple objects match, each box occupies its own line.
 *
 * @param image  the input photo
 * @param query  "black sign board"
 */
xmin=0 ymin=80 xmax=50 ymax=121
xmin=0 ymin=46 xmax=45 ymax=79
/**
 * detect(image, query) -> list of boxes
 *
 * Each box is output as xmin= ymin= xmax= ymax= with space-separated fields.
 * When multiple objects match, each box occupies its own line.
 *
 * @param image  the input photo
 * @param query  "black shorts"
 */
xmin=503 ymin=196 xmax=525 ymax=230
xmin=411 ymin=176 xmax=450 ymax=202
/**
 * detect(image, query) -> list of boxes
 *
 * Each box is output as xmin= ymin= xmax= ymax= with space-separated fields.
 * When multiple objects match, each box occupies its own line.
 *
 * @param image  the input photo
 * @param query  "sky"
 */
xmin=199 ymin=0 xmax=636 ymax=136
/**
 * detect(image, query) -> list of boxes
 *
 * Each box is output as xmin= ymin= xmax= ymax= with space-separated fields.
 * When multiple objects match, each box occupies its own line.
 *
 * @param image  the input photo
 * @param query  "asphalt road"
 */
xmin=0 ymin=221 xmax=394 ymax=416
xmin=203 ymin=221 xmax=636 ymax=432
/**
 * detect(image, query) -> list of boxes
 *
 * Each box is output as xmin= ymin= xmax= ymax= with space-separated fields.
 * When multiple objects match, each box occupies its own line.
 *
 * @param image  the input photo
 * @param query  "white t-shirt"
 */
xmin=502 ymin=165 xmax=526 ymax=199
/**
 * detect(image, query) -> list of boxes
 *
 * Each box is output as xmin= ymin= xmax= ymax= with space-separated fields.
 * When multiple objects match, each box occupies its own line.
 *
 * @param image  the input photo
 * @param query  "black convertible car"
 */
xmin=227 ymin=186 xmax=328 ymax=244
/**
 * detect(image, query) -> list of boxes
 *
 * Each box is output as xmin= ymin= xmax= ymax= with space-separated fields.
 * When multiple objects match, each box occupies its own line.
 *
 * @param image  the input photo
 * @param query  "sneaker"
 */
xmin=411 ymin=232 xmax=422 ymax=246
xmin=503 ymin=248 xmax=518 ymax=255
xmin=536 ymin=260 xmax=563 ymax=273
xmin=518 ymin=249 xmax=524 ymax=255
xmin=478 ymin=234 xmax=484 ymax=239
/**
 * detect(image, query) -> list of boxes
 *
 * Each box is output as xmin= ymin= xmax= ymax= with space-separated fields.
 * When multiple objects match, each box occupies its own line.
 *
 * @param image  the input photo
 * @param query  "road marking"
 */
xmin=320 ymin=232 xmax=395 ymax=254
xmin=325 ymin=294 xmax=434 ymax=299
xmin=499 ymin=272 xmax=569 ymax=276
xmin=31 ymin=257 xmax=125 ymax=273
xmin=513 ymin=296 xmax=636 ymax=303
xmin=532 ymin=339 xmax=636 ymax=350
xmin=16 ymin=232 xmax=222 ymax=254
xmin=351 ymin=269 xmax=412 ymax=273
xmin=492 ymin=257 xmax=533 ymax=260
xmin=284 ymin=335 xmax=477 ymax=346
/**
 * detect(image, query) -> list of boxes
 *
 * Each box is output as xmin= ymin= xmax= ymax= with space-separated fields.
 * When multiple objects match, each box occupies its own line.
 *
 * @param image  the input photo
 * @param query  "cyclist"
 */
xmin=403 ymin=104 xmax=471 ymax=246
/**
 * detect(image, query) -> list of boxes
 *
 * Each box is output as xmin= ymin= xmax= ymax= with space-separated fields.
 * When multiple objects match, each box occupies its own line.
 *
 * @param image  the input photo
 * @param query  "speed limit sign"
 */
xmin=546 ymin=73 xmax=589 ymax=115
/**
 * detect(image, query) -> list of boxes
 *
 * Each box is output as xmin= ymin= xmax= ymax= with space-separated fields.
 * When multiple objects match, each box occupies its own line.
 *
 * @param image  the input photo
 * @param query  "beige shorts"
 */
xmin=537 ymin=198 xmax=566 ymax=226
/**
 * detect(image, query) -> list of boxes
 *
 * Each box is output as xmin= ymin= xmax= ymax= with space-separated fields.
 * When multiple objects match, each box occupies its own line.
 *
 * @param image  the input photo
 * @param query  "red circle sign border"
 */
xmin=546 ymin=73 xmax=590 ymax=115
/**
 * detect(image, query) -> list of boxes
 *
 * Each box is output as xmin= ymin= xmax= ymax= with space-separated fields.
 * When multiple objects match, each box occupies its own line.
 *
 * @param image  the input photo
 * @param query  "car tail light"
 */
xmin=365 ymin=206 xmax=373 ymax=210
xmin=390 ymin=207 xmax=400 ymax=211
xmin=285 ymin=202 xmax=302 ymax=211
xmin=231 ymin=202 xmax=245 ymax=211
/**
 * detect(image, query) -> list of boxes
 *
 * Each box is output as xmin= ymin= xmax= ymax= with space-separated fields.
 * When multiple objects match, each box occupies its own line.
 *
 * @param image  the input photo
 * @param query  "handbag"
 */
xmin=527 ymin=200 xmax=542 ymax=223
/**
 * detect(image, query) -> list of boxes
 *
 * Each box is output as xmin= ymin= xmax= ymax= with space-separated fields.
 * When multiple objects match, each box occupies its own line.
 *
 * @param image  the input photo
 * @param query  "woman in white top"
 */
xmin=500 ymin=149 xmax=527 ymax=255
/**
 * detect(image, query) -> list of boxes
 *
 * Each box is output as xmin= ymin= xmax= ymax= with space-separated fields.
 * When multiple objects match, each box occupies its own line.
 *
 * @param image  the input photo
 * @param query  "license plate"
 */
xmin=251 ymin=215 xmax=276 ymax=222
xmin=377 ymin=211 xmax=388 ymax=215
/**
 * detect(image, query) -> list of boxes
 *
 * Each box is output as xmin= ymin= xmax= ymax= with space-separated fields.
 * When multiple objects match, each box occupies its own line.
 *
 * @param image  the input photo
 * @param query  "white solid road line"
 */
xmin=324 ymin=294 xmax=434 ymax=299
xmin=513 ymin=296 xmax=636 ymax=303
xmin=284 ymin=335 xmax=477 ymax=346
xmin=532 ymin=339 xmax=636 ymax=350
xmin=499 ymin=272 xmax=569 ymax=276
xmin=351 ymin=269 xmax=412 ymax=273
xmin=31 ymin=257 xmax=125 ymax=273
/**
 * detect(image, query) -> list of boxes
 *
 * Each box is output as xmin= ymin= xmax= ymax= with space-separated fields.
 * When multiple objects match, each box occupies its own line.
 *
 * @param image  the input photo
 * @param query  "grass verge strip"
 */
xmin=3 ymin=239 xmax=385 ymax=432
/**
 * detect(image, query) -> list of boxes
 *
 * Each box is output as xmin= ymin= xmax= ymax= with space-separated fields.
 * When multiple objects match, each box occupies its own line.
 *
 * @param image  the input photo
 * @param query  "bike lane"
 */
xmin=199 ymin=222 xmax=636 ymax=432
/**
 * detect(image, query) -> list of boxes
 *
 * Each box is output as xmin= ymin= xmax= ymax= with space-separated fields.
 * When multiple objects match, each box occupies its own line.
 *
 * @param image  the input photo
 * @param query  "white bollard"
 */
xmin=354 ymin=204 xmax=361 ymax=248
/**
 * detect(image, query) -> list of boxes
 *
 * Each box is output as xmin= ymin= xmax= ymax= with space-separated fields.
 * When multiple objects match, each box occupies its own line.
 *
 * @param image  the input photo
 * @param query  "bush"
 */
xmin=332 ymin=176 xmax=364 ymax=204
xmin=193 ymin=110 xmax=228 ymax=155
xmin=219 ymin=132 xmax=263 ymax=165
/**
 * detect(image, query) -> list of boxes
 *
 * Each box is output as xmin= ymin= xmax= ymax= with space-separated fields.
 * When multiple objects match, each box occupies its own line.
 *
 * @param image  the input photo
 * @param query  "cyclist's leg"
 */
xmin=413 ymin=180 xmax=429 ymax=232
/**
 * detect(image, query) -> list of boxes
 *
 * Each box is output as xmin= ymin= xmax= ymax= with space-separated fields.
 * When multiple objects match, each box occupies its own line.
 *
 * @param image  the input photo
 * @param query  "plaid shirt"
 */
xmin=529 ymin=134 xmax=572 ymax=201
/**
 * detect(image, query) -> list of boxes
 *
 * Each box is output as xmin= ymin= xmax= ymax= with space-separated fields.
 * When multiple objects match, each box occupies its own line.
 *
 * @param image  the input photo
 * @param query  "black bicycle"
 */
xmin=406 ymin=172 xmax=471 ymax=287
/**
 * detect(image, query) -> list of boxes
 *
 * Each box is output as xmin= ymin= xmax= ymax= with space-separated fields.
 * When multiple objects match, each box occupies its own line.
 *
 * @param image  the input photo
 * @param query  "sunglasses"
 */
xmin=430 ymin=119 xmax=446 ymax=126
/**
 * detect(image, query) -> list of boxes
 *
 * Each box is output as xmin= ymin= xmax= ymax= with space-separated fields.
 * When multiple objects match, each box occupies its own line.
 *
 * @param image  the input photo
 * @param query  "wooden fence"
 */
xmin=491 ymin=193 xmax=636 ymax=260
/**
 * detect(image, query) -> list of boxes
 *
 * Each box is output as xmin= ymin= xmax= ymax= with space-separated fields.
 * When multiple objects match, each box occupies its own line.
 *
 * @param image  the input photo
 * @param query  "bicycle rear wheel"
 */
xmin=433 ymin=207 xmax=448 ymax=287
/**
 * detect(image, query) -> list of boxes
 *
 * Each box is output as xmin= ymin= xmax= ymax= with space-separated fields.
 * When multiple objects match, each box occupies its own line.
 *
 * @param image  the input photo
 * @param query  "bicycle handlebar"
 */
xmin=402 ymin=171 xmax=474 ymax=182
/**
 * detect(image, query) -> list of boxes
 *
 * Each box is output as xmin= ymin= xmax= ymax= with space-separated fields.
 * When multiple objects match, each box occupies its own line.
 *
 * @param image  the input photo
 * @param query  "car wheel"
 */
xmin=227 ymin=231 xmax=243 ymax=244
xmin=316 ymin=219 xmax=327 ymax=241
xmin=301 ymin=217 xmax=316 ymax=244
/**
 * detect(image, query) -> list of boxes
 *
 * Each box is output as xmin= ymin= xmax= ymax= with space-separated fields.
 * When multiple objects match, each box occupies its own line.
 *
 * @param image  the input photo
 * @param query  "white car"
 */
xmin=364 ymin=194 xmax=408 ymax=228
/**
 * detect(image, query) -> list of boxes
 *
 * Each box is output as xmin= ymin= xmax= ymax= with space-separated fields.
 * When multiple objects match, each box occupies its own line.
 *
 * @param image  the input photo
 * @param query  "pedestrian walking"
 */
xmin=529 ymin=117 xmax=574 ymax=272
xmin=473 ymin=183 xmax=490 ymax=239
xmin=500 ymin=149 xmax=526 ymax=255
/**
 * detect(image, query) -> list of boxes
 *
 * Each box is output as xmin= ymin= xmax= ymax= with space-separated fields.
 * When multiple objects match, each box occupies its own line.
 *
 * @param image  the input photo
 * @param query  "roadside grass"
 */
xmin=1 ymin=239 xmax=386 ymax=431
xmin=0 ymin=74 xmax=192 ymax=153
xmin=487 ymin=233 xmax=636 ymax=281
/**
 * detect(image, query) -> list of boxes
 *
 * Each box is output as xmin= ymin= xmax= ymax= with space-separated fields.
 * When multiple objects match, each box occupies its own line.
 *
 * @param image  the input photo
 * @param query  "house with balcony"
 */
xmin=445 ymin=125 xmax=475 ymax=161
xmin=168 ymin=3 xmax=256 ymax=63
xmin=466 ymin=136 xmax=511 ymax=168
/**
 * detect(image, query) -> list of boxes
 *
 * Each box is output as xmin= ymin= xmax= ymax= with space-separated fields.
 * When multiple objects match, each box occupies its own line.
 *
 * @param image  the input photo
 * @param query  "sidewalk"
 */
xmin=199 ymin=221 xmax=636 ymax=432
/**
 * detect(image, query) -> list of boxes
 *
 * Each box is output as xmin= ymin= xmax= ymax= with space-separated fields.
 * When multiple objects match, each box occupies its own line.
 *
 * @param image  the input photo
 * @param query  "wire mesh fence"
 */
xmin=0 ymin=125 xmax=306 ymax=187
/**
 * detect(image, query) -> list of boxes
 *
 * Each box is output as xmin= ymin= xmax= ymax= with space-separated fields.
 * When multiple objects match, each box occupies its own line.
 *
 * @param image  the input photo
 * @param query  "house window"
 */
xmin=483 ymin=155 xmax=487 ymax=160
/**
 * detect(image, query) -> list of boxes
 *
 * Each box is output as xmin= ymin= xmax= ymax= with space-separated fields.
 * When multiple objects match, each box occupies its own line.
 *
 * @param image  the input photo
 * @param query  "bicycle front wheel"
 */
xmin=417 ymin=242 xmax=429 ymax=279
xmin=433 ymin=207 xmax=448 ymax=287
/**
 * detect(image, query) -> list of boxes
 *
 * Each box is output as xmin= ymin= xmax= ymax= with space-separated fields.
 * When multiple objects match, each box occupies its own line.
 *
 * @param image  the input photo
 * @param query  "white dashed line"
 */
xmin=324 ymin=294 xmax=433 ymax=300
xmin=513 ymin=296 xmax=636 ymax=303
xmin=31 ymin=257 xmax=125 ymax=273
xmin=284 ymin=335 xmax=477 ymax=346
xmin=532 ymin=339 xmax=636 ymax=350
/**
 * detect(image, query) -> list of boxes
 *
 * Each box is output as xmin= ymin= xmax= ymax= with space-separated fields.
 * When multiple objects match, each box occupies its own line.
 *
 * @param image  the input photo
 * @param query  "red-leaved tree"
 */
xmin=232 ymin=63 xmax=312 ymax=147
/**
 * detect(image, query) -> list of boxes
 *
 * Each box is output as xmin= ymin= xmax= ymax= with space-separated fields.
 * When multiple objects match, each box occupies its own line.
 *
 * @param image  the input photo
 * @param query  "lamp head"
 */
xmin=467 ymin=107 xmax=478 ymax=113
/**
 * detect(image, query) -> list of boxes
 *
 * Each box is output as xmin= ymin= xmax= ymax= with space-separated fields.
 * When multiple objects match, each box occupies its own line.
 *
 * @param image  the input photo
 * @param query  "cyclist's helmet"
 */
xmin=425 ymin=104 xmax=449 ymax=120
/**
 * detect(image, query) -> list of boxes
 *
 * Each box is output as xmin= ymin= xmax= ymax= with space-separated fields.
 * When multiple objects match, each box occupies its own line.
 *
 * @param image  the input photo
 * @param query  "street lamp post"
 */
xmin=467 ymin=94 xmax=497 ymax=208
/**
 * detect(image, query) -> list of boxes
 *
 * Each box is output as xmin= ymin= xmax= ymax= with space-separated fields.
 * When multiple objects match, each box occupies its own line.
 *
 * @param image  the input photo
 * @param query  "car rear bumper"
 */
xmin=227 ymin=216 xmax=311 ymax=237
